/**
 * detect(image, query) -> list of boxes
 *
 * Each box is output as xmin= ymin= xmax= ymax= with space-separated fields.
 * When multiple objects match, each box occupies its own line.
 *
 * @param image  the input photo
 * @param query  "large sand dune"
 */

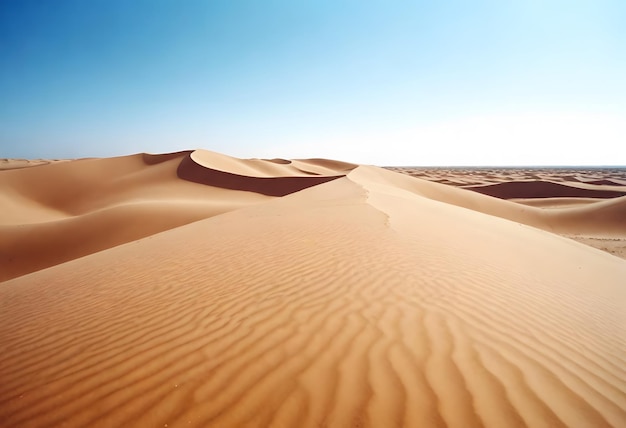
xmin=1 ymin=151 xmax=625 ymax=427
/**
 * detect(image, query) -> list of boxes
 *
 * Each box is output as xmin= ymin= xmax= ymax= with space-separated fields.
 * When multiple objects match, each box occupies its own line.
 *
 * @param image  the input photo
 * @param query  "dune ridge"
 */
xmin=1 ymin=151 xmax=625 ymax=427
xmin=178 ymin=151 xmax=348 ymax=196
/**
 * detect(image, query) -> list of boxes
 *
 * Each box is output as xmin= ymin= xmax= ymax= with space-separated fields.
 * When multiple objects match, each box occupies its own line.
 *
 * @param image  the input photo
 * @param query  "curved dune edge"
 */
xmin=142 ymin=150 xmax=192 ymax=165
xmin=0 ymin=175 xmax=624 ymax=427
xmin=189 ymin=149 xmax=357 ymax=178
xmin=465 ymin=180 xmax=626 ymax=199
xmin=510 ymin=197 xmax=604 ymax=208
xmin=0 ymin=152 xmax=273 ymax=282
xmin=178 ymin=151 xmax=347 ymax=196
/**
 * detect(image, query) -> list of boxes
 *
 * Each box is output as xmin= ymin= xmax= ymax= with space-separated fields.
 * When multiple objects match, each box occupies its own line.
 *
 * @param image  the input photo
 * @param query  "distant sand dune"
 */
xmin=583 ymin=179 xmax=626 ymax=186
xmin=189 ymin=149 xmax=357 ymax=178
xmin=178 ymin=151 xmax=347 ymax=196
xmin=142 ymin=150 xmax=192 ymax=165
xmin=510 ymin=197 xmax=603 ymax=208
xmin=388 ymin=167 xmax=626 ymax=191
xmin=350 ymin=166 xmax=626 ymax=238
xmin=0 ymin=158 xmax=70 ymax=171
xmin=0 ymin=152 xmax=624 ymax=427
xmin=465 ymin=180 xmax=626 ymax=199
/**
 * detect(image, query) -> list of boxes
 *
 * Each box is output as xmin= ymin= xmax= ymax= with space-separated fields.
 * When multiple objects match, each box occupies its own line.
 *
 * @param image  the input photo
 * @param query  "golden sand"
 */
xmin=1 ymin=151 xmax=624 ymax=427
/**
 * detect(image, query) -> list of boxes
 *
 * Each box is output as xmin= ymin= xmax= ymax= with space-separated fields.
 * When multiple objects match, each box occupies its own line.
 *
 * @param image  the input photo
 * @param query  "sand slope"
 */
xmin=0 ymin=150 xmax=356 ymax=281
xmin=388 ymin=166 xmax=626 ymax=257
xmin=1 ymin=153 xmax=625 ymax=427
xmin=351 ymin=167 xmax=626 ymax=238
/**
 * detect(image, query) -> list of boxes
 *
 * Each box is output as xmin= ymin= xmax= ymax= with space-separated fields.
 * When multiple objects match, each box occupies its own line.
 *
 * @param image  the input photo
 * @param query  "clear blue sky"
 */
xmin=1 ymin=0 xmax=624 ymax=165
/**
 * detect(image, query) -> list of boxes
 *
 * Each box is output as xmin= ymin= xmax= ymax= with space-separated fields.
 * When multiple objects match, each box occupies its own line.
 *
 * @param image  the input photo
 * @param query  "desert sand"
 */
xmin=0 ymin=158 xmax=70 ymax=171
xmin=389 ymin=166 xmax=626 ymax=259
xmin=1 ymin=151 xmax=625 ymax=427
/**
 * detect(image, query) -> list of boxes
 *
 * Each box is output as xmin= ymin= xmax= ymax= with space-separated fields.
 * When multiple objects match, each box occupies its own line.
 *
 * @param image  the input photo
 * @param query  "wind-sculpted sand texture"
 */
xmin=0 ymin=158 xmax=71 ymax=171
xmin=388 ymin=167 xmax=626 ymax=189
xmin=1 ymin=153 xmax=625 ymax=427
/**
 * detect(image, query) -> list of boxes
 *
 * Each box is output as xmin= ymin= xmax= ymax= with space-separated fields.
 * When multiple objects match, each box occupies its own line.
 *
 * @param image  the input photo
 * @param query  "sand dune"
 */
xmin=0 ymin=150 xmax=357 ymax=281
xmin=510 ymin=197 xmax=603 ymax=208
xmin=348 ymin=166 xmax=626 ymax=239
xmin=389 ymin=166 xmax=626 ymax=255
xmin=178 ymin=150 xmax=352 ymax=196
xmin=465 ymin=180 xmax=626 ymax=199
xmin=388 ymin=167 xmax=626 ymax=191
xmin=0 ymin=152 xmax=271 ymax=281
xmin=1 ymin=151 xmax=625 ymax=427
xmin=0 ymin=158 xmax=70 ymax=171
xmin=189 ymin=149 xmax=357 ymax=178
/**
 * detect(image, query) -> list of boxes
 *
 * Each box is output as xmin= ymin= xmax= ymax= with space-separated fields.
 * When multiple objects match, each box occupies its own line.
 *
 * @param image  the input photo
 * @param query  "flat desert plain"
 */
xmin=1 ymin=150 xmax=625 ymax=427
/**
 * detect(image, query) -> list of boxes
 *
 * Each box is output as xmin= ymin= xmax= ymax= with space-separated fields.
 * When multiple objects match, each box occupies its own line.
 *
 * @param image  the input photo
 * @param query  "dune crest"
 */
xmin=1 ymin=151 xmax=625 ymax=427
xmin=189 ymin=149 xmax=356 ymax=178
xmin=178 ymin=150 xmax=351 ymax=196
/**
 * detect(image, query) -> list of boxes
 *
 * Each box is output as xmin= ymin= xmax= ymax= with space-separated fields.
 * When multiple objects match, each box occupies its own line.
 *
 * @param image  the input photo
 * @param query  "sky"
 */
xmin=1 ymin=0 xmax=625 ymax=166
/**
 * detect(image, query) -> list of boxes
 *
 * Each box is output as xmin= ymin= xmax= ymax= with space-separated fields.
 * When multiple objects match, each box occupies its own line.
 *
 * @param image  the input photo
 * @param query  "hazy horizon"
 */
xmin=1 ymin=0 xmax=625 ymax=166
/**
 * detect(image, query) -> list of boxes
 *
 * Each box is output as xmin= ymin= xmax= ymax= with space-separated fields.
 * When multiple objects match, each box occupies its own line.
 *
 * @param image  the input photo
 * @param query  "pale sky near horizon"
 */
xmin=1 ymin=0 xmax=624 ymax=166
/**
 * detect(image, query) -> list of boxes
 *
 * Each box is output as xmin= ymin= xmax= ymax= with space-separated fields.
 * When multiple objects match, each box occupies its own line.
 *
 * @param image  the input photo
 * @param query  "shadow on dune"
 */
xmin=177 ymin=153 xmax=344 ymax=196
xmin=465 ymin=180 xmax=626 ymax=199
